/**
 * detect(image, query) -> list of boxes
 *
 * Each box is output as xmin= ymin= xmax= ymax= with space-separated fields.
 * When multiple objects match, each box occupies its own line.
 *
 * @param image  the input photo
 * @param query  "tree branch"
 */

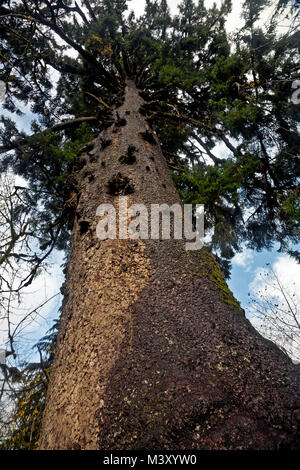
xmin=0 ymin=116 xmax=98 ymax=155
xmin=191 ymin=133 xmax=223 ymax=165
xmin=0 ymin=6 xmax=118 ymax=89
xmin=83 ymin=0 xmax=97 ymax=22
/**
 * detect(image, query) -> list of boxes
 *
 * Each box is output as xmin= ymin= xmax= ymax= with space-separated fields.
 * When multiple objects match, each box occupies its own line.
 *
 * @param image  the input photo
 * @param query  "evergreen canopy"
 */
xmin=0 ymin=0 xmax=299 ymax=277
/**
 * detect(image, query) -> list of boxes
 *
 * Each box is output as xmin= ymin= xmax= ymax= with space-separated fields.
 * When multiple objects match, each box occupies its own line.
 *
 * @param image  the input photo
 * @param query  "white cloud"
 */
xmin=250 ymin=255 xmax=300 ymax=298
xmin=232 ymin=248 xmax=254 ymax=271
xmin=273 ymin=256 xmax=300 ymax=291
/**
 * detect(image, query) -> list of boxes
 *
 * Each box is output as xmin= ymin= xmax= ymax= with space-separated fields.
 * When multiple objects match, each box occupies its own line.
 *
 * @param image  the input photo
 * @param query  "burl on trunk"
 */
xmin=39 ymin=81 xmax=300 ymax=450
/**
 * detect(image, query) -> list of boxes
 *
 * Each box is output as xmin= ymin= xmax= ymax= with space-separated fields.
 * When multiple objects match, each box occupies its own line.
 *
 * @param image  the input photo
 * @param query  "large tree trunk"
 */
xmin=39 ymin=81 xmax=300 ymax=450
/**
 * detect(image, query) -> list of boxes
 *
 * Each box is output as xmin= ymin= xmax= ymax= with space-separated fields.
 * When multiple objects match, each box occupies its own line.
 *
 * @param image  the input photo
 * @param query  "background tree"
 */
xmin=250 ymin=264 xmax=300 ymax=362
xmin=0 ymin=175 xmax=60 ymax=449
xmin=0 ymin=0 xmax=299 ymax=450
xmin=0 ymin=319 xmax=59 ymax=450
xmin=0 ymin=173 xmax=60 ymax=356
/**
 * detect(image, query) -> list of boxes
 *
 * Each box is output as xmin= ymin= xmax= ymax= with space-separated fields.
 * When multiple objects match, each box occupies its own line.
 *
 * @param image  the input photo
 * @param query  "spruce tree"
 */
xmin=0 ymin=0 xmax=299 ymax=450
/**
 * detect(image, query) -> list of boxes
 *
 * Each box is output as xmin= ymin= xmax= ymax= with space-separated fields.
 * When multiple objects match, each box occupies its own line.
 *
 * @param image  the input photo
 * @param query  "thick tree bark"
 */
xmin=39 ymin=81 xmax=300 ymax=450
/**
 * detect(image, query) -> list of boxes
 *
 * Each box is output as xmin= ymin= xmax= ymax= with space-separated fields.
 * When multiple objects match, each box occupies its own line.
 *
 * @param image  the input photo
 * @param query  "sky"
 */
xmin=129 ymin=0 xmax=238 ymax=17
xmin=128 ymin=0 xmax=243 ymax=25
xmin=0 ymin=0 xmax=299 ymax=365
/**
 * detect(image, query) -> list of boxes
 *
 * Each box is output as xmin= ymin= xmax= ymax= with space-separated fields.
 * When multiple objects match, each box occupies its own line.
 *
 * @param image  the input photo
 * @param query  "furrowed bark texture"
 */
xmin=39 ymin=81 xmax=300 ymax=450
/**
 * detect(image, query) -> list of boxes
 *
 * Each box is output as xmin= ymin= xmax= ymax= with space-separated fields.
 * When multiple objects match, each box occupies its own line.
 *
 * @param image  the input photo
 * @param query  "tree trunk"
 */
xmin=39 ymin=80 xmax=300 ymax=450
